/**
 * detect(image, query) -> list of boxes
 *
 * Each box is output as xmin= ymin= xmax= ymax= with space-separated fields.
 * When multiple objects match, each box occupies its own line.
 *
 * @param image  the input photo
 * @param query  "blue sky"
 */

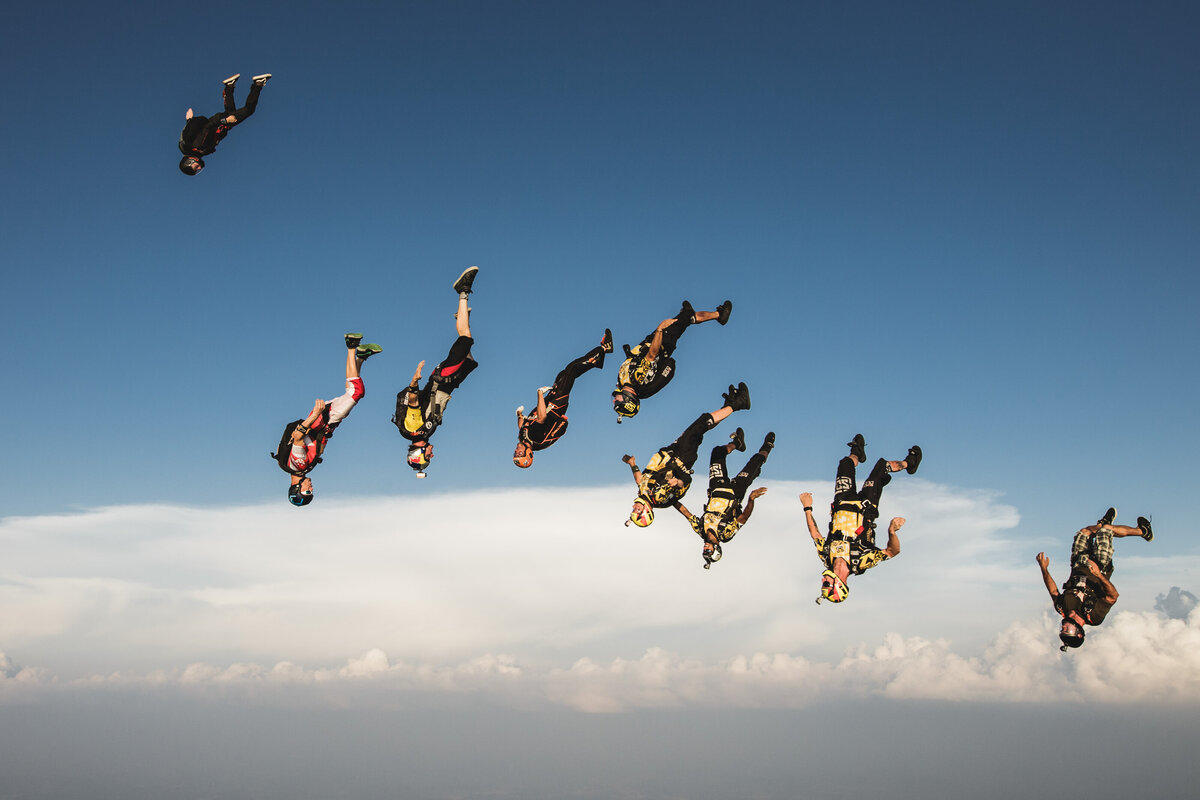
xmin=2 ymin=2 xmax=1200 ymax=797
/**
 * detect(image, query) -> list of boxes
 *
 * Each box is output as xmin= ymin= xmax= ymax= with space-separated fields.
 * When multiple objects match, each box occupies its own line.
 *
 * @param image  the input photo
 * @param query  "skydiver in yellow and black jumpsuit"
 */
xmin=611 ymin=299 xmax=733 ymax=421
xmin=673 ymin=429 xmax=775 ymax=568
xmin=621 ymin=382 xmax=751 ymax=528
xmin=801 ymin=434 xmax=922 ymax=603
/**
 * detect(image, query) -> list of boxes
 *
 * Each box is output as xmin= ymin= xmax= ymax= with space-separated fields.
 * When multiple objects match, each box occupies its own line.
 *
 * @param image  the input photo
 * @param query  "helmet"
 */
xmin=817 ymin=569 xmax=848 ymax=603
xmin=702 ymin=541 xmax=723 ymax=568
xmin=1059 ymin=619 xmax=1085 ymax=650
xmin=407 ymin=443 xmax=433 ymax=474
xmin=179 ymin=156 xmax=205 ymax=175
xmin=287 ymin=483 xmax=313 ymax=507
xmin=627 ymin=497 xmax=654 ymax=527
xmin=612 ymin=388 xmax=640 ymax=420
xmin=513 ymin=442 xmax=534 ymax=469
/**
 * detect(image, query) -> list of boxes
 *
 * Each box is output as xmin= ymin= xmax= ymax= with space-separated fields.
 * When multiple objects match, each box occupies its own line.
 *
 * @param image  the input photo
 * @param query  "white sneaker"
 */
xmin=223 ymin=73 xmax=241 ymax=86
xmin=251 ymin=73 xmax=272 ymax=85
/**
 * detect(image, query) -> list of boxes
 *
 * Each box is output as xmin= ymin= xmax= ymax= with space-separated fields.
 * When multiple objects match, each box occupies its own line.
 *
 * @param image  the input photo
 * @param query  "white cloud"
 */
xmin=2 ymin=480 xmax=1197 ymax=709
xmin=4 ymin=606 xmax=1199 ymax=710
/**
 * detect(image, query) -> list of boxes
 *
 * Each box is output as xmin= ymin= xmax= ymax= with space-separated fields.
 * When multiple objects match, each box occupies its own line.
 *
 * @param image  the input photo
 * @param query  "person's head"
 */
xmin=627 ymin=496 xmax=654 ymax=527
xmin=407 ymin=442 xmax=434 ymax=478
xmin=817 ymin=569 xmax=849 ymax=603
xmin=702 ymin=540 xmax=722 ymax=569
xmin=288 ymin=477 xmax=313 ymax=506
xmin=513 ymin=441 xmax=534 ymax=469
xmin=612 ymin=386 xmax=640 ymax=421
xmin=179 ymin=156 xmax=205 ymax=175
xmin=1059 ymin=618 xmax=1086 ymax=650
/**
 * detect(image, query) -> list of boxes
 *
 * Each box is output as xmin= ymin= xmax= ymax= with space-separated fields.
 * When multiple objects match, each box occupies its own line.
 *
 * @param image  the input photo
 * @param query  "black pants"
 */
xmin=639 ymin=308 xmax=693 ymax=358
xmin=432 ymin=335 xmax=477 ymax=394
xmin=709 ymin=445 xmax=766 ymax=503
xmin=834 ymin=456 xmax=891 ymax=522
xmin=545 ymin=344 xmax=605 ymax=411
xmin=664 ymin=413 xmax=716 ymax=470
xmin=220 ymin=80 xmax=262 ymax=124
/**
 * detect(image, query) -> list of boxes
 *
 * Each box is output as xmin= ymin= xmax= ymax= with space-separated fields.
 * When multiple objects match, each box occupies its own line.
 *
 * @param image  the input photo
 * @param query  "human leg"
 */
xmin=548 ymin=343 xmax=606 ymax=404
xmin=858 ymin=458 xmax=894 ymax=512
xmin=230 ymin=79 xmax=262 ymax=122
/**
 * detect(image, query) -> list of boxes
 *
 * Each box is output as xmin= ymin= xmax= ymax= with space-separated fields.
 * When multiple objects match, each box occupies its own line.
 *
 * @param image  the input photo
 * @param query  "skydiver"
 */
xmin=672 ymin=430 xmax=775 ymax=568
xmin=1036 ymin=507 xmax=1154 ymax=651
xmin=621 ymin=382 xmax=751 ymax=527
xmin=391 ymin=267 xmax=479 ymax=478
xmin=513 ymin=329 xmax=614 ymax=468
xmin=178 ymin=72 xmax=271 ymax=175
xmin=612 ymin=299 xmax=733 ymax=422
xmin=801 ymin=434 xmax=922 ymax=603
xmin=271 ymin=333 xmax=382 ymax=506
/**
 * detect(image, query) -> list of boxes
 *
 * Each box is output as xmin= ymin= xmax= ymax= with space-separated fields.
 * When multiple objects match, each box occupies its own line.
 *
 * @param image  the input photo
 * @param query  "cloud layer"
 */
xmin=3 ymin=480 xmax=1197 ymax=709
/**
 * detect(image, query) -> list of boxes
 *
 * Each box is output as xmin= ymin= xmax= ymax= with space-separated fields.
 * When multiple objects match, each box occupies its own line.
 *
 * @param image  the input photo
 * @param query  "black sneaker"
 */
xmin=453 ymin=266 xmax=479 ymax=295
xmin=1137 ymin=516 xmax=1154 ymax=542
xmin=622 ymin=343 xmax=634 ymax=359
xmin=679 ymin=300 xmax=695 ymax=323
xmin=847 ymin=434 xmax=866 ymax=463
xmin=761 ymin=432 xmax=775 ymax=454
xmin=601 ymin=328 xmax=614 ymax=354
xmin=730 ymin=427 xmax=746 ymax=452
xmin=723 ymin=381 xmax=750 ymax=412
xmin=905 ymin=445 xmax=922 ymax=475
xmin=717 ymin=300 xmax=733 ymax=326
xmin=344 ymin=332 xmax=363 ymax=348
xmin=1098 ymin=507 xmax=1117 ymax=527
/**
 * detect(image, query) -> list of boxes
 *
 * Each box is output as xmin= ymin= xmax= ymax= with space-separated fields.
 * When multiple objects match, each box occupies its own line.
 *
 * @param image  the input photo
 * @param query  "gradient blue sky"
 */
xmin=2 ymin=3 xmax=1200 ymax=796
xmin=3 ymin=0 xmax=1197 ymax=528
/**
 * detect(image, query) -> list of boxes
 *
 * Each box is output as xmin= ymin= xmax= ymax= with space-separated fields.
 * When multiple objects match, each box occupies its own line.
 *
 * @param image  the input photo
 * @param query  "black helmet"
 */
xmin=288 ymin=483 xmax=313 ymax=507
xmin=179 ymin=156 xmax=205 ymax=175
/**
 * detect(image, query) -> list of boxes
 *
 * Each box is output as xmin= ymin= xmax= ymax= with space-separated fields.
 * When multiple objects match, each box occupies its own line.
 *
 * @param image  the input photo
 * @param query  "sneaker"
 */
xmin=847 ymin=434 xmax=866 ymax=463
xmin=516 ymin=405 xmax=525 ymax=418
xmin=761 ymin=432 xmax=776 ymax=454
xmin=356 ymin=343 xmax=383 ymax=360
xmin=1137 ymin=516 xmax=1154 ymax=542
xmin=222 ymin=73 xmax=241 ymax=87
xmin=622 ymin=343 xmax=634 ymax=360
xmin=453 ymin=266 xmax=479 ymax=295
xmin=601 ymin=328 xmax=614 ymax=354
xmin=251 ymin=73 xmax=272 ymax=85
xmin=730 ymin=427 xmax=746 ymax=452
xmin=344 ymin=332 xmax=364 ymax=348
xmin=723 ymin=382 xmax=751 ymax=412
xmin=538 ymin=386 xmax=552 ymax=397
xmin=679 ymin=300 xmax=695 ymax=323
xmin=905 ymin=445 xmax=922 ymax=475
xmin=1098 ymin=507 xmax=1117 ymax=527
xmin=717 ymin=300 xmax=733 ymax=326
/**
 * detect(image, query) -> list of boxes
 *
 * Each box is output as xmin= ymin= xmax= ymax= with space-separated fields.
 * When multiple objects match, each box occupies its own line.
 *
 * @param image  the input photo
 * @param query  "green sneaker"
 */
xmin=356 ymin=343 xmax=383 ymax=360
xmin=345 ymin=332 xmax=364 ymax=348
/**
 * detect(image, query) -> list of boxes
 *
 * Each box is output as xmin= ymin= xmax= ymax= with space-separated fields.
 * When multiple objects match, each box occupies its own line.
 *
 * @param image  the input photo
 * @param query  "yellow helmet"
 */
xmin=627 ymin=496 xmax=654 ymax=527
xmin=817 ymin=569 xmax=849 ymax=603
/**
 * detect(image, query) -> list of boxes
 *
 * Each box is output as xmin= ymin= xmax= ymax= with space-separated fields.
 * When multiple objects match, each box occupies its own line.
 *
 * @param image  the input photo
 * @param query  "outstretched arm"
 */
xmin=622 ymin=454 xmax=643 ymax=487
xmin=799 ymin=492 xmax=822 ymax=542
xmin=883 ymin=517 xmax=904 ymax=558
xmin=1036 ymin=552 xmax=1060 ymax=602
xmin=1086 ymin=559 xmax=1119 ymax=604
xmin=672 ymin=501 xmax=696 ymax=522
xmin=737 ymin=487 xmax=768 ymax=525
